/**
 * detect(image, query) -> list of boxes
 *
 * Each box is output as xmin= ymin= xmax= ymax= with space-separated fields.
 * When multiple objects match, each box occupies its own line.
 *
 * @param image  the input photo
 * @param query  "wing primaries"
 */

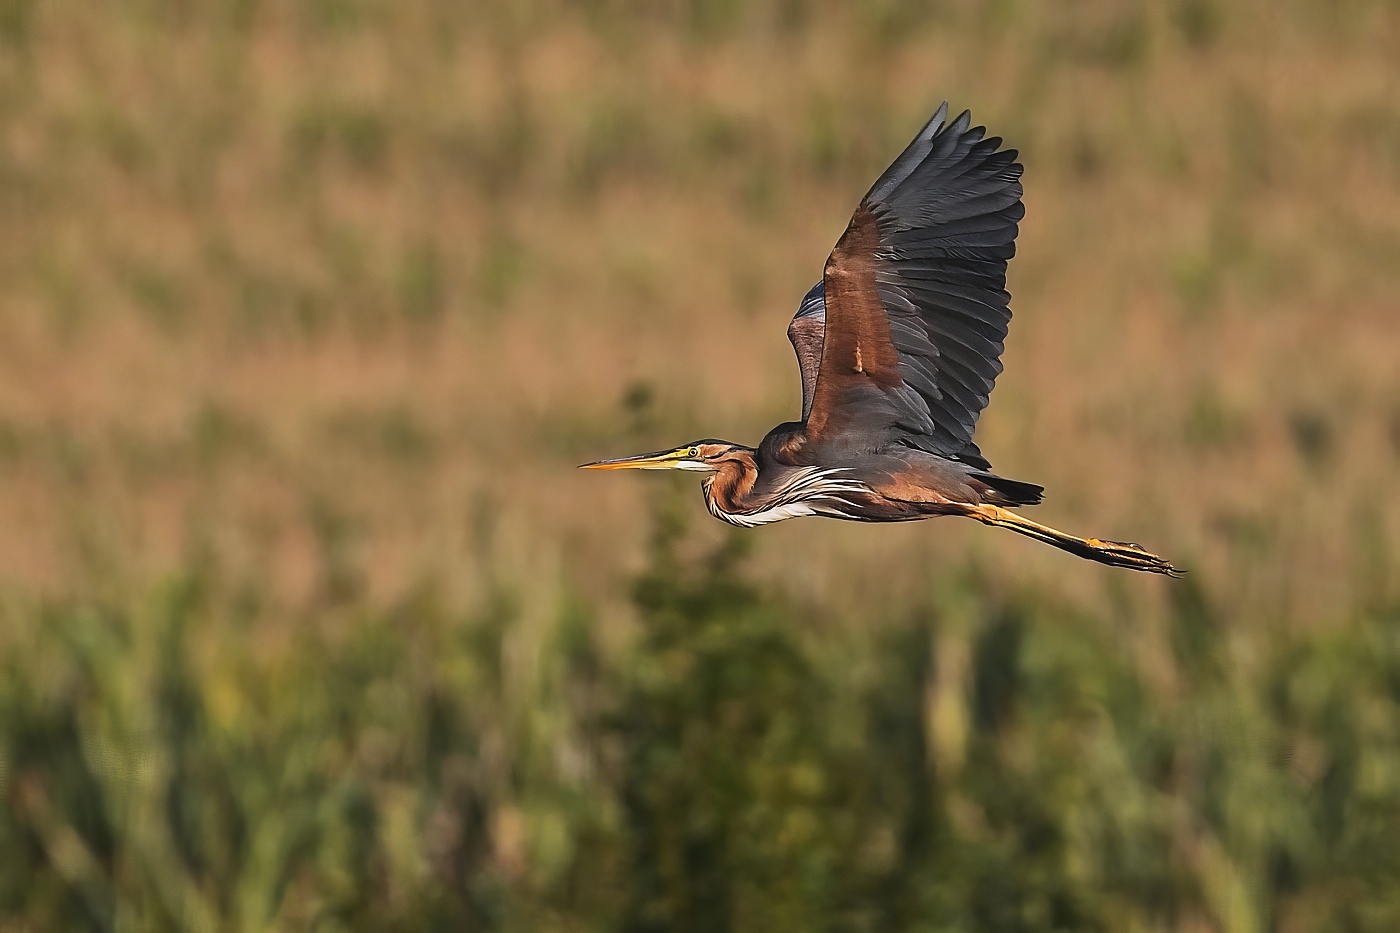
xmin=791 ymin=103 xmax=1023 ymax=463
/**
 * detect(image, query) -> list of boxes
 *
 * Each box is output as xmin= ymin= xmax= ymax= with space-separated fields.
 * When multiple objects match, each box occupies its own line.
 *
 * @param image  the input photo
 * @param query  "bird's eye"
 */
xmin=688 ymin=447 xmax=700 ymax=458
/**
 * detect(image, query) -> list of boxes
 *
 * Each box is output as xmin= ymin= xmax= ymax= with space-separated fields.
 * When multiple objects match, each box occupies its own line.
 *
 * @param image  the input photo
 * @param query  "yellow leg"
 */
xmin=964 ymin=504 xmax=1182 ymax=576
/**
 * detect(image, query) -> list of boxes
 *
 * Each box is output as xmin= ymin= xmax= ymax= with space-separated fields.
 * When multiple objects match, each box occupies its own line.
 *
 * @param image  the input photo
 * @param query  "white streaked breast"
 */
xmin=704 ymin=466 xmax=869 ymax=527
xmin=707 ymin=498 xmax=817 ymax=528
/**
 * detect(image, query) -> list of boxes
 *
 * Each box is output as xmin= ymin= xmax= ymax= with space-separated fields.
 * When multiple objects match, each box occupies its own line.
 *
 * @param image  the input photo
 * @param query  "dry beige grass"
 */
xmin=0 ymin=0 xmax=1396 ymax=629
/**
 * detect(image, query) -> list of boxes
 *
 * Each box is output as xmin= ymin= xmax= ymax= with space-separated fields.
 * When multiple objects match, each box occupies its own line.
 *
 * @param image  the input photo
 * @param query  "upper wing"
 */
xmin=798 ymin=102 xmax=1023 ymax=463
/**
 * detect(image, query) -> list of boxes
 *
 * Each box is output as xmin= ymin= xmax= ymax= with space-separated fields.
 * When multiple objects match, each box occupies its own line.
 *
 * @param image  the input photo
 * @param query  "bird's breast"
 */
xmin=705 ymin=495 xmax=820 ymax=528
xmin=702 ymin=464 xmax=877 ymax=527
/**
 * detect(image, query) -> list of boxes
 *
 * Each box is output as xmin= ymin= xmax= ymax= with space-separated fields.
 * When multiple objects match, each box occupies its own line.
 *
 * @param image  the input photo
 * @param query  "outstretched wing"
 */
xmin=797 ymin=102 xmax=1023 ymax=464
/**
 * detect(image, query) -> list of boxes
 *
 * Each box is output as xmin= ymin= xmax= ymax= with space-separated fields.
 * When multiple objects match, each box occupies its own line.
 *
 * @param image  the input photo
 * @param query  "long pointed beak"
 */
xmin=578 ymin=450 xmax=685 ymax=471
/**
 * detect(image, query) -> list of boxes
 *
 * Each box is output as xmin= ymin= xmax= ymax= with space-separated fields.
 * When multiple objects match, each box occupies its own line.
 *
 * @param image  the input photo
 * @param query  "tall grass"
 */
xmin=4 ymin=515 xmax=1400 ymax=929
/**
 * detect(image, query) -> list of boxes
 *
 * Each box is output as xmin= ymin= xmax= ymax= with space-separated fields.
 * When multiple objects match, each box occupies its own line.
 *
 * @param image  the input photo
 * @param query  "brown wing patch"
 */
xmin=806 ymin=204 xmax=903 ymax=439
xmin=868 ymin=463 xmax=964 ymax=506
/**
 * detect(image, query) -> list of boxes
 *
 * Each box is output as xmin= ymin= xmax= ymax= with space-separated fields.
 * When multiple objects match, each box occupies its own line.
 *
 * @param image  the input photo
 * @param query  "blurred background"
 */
xmin=1 ymin=0 xmax=1398 ymax=929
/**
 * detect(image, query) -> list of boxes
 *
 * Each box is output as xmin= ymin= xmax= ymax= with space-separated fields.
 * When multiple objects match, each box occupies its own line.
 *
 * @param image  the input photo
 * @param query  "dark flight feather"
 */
xmin=787 ymin=102 xmax=1023 ymax=467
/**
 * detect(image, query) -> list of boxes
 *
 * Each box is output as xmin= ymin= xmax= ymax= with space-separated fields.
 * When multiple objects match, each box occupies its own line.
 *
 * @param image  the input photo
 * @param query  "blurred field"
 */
xmin=2 ymin=0 xmax=1399 ymax=929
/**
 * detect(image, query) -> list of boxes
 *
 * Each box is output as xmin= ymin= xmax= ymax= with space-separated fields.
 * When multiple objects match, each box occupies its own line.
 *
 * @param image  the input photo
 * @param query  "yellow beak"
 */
xmin=579 ymin=448 xmax=691 ymax=471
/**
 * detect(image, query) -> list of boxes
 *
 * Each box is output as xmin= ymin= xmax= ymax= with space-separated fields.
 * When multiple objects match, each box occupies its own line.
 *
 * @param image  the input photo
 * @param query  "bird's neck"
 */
xmin=702 ymin=453 xmax=760 ymax=516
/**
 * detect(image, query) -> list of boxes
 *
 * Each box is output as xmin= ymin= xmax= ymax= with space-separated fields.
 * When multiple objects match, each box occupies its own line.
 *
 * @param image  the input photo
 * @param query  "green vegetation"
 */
xmin=5 ymin=520 xmax=1400 ymax=929
xmin=1 ymin=0 xmax=1399 ymax=929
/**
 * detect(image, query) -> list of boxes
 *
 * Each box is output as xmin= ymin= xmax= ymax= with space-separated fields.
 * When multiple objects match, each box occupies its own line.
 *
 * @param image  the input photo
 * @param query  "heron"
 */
xmin=582 ymin=102 xmax=1180 ymax=576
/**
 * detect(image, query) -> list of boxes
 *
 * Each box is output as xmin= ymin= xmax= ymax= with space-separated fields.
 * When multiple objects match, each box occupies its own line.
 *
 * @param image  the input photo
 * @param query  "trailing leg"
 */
xmin=962 ymin=504 xmax=1182 ymax=576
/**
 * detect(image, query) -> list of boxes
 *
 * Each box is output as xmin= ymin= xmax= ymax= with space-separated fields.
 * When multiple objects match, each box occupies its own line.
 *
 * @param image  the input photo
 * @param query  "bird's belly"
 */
xmin=707 ymin=497 xmax=821 ymax=527
xmin=707 ymin=491 xmax=931 ymax=527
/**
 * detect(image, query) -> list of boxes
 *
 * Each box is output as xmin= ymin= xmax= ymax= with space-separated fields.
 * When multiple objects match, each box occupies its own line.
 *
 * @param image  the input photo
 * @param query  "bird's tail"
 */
xmin=962 ymin=504 xmax=1182 ymax=576
xmin=972 ymin=472 xmax=1045 ymax=506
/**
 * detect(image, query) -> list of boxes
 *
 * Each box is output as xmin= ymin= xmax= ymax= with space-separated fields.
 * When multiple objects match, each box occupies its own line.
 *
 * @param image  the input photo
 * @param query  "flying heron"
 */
xmin=582 ymin=103 xmax=1179 ymax=575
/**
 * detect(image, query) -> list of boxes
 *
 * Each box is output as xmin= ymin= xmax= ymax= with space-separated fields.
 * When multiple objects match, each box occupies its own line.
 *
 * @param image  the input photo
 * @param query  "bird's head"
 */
xmin=579 ymin=440 xmax=752 ymax=473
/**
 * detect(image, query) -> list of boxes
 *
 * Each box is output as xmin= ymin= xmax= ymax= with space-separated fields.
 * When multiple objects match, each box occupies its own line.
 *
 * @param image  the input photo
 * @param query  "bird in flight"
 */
xmin=582 ymin=103 xmax=1179 ymax=575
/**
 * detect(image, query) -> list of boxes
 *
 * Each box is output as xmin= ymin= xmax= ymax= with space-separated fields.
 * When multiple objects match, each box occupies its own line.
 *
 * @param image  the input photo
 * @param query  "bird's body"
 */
xmin=583 ymin=103 xmax=1180 ymax=575
xmin=700 ymin=432 xmax=1023 ymax=527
